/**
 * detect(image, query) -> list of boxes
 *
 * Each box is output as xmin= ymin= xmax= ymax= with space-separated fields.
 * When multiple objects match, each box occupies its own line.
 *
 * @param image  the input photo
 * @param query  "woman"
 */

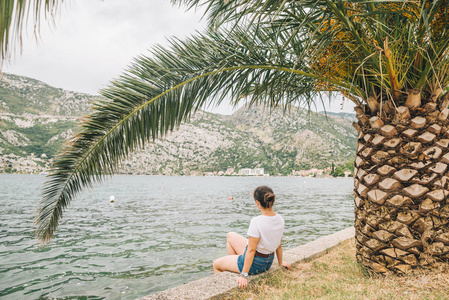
xmin=213 ymin=186 xmax=291 ymax=288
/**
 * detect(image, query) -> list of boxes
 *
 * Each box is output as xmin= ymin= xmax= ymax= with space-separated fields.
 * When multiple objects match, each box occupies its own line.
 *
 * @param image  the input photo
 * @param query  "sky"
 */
xmin=3 ymin=0 xmax=354 ymax=115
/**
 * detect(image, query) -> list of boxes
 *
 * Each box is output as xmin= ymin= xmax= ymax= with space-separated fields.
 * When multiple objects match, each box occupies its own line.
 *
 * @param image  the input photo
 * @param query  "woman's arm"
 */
xmin=275 ymin=241 xmax=291 ymax=270
xmin=236 ymin=236 xmax=259 ymax=288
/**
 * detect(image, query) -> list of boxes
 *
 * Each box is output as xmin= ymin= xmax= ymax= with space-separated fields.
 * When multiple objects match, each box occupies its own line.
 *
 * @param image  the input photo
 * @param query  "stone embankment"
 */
xmin=141 ymin=227 xmax=355 ymax=300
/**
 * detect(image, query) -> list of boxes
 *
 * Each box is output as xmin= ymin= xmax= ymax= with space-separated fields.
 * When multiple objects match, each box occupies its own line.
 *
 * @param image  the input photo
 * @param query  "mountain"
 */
xmin=0 ymin=73 xmax=357 ymax=175
xmin=0 ymin=73 xmax=94 ymax=116
xmin=319 ymin=111 xmax=356 ymax=121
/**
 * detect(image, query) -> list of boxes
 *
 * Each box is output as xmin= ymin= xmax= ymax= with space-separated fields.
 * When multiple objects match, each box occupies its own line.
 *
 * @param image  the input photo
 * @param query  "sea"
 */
xmin=0 ymin=174 xmax=354 ymax=299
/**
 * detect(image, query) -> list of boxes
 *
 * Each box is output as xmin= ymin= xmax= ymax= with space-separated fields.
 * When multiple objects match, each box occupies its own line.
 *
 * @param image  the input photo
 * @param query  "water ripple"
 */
xmin=0 ymin=175 xmax=353 ymax=299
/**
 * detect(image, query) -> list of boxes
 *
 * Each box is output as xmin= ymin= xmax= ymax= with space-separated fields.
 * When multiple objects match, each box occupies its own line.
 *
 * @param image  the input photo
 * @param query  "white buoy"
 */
xmin=109 ymin=195 xmax=115 ymax=203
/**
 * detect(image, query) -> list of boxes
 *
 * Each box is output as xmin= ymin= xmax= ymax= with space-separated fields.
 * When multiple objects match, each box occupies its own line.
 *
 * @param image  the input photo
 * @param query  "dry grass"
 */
xmin=216 ymin=239 xmax=449 ymax=300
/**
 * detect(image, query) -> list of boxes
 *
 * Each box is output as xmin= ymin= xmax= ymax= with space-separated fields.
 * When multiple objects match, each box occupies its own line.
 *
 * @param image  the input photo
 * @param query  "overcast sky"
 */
xmin=3 ymin=0 xmax=353 ymax=115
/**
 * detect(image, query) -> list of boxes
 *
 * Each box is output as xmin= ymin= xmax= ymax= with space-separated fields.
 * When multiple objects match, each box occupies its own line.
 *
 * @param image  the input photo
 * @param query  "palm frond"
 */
xmin=175 ymin=0 xmax=449 ymax=101
xmin=36 ymin=24 xmax=340 ymax=243
xmin=0 ymin=0 xmax=62 ymax=65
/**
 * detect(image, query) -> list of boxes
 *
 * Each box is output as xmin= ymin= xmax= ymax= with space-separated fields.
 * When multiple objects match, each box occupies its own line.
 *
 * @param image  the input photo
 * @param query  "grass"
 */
xmin=216 ymin=239 xmax=449 ymax=300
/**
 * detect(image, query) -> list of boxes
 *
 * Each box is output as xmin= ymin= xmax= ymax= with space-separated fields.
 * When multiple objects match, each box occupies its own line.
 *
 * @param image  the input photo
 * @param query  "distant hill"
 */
xmin=0 ymin=73 xmax=357 ymax=175
xmin=0 ymin=73 xmax=94 ymax=116
xmin=319 ymin=111 xmax=356 ymax=121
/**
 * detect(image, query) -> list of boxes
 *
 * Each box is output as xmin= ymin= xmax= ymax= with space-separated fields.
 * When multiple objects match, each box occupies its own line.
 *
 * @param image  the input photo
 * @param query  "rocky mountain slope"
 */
xmin=0 ymin=73 xmax=357 ymax=175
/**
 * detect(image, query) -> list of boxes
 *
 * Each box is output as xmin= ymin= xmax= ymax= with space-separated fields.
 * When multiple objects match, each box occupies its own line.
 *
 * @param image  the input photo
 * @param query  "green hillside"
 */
xmin=0 ymin=73 xmax=357 ymax=175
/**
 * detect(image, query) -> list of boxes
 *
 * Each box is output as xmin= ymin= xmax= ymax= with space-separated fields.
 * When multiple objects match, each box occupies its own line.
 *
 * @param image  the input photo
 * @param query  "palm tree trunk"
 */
xmin=354 ymin=102 xmax=449 ymax=274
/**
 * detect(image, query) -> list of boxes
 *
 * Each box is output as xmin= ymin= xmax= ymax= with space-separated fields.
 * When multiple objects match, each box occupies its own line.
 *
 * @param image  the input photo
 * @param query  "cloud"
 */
xmin=4 ymin=0 xmax=206 ymax=95
xmin=3 ymin=1 xmax=354 ymax=115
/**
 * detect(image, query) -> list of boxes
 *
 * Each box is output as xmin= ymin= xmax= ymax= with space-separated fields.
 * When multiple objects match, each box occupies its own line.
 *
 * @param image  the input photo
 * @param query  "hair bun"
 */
xmin=264 ymin=193 xmax=275 ymax=202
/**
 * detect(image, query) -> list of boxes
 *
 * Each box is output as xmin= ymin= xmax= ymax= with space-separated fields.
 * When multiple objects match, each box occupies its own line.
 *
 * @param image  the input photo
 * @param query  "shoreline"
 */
xmin=0 ymin=173 xmax=353 ymax=179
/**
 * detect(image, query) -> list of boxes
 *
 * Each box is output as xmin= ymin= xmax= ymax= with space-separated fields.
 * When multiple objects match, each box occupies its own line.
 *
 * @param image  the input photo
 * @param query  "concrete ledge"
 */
xmin=141 ymin=226 xmax=355 ymax=300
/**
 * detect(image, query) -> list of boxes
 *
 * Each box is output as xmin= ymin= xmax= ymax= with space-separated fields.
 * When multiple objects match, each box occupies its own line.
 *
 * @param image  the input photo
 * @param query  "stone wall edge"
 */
xmin=141 ymin=226 xmax=355 ymax=300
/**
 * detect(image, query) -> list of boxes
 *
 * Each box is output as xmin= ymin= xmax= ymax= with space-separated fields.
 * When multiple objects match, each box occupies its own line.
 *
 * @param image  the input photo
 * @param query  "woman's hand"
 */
xmin=281 ymin=261 xmax=291 ymax=270
xmin=236 ymin=276 xmax=248 ymax=289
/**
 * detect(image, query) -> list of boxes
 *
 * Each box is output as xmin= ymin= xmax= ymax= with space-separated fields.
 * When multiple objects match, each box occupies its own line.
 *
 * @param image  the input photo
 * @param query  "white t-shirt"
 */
xmin=247 ymin=213 xmax=284 ymax=254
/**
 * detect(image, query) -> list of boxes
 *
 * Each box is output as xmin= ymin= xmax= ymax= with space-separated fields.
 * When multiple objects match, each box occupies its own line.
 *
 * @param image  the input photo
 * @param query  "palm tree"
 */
xmin=2 ymin=0 xmax=449 ymax=274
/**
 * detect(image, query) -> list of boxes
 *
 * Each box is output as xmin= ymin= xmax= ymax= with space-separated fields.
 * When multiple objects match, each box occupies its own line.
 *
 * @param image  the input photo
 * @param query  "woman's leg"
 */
xmin=213 ymin=255 xmax=240 ymax=274
xmin=226 ymin=232 xmax=247 ymax=255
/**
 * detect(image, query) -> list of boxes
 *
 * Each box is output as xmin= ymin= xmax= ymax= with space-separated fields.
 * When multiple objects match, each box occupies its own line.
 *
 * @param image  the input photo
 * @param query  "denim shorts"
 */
xmin=237 ymin=247 xmax=274 ymax=275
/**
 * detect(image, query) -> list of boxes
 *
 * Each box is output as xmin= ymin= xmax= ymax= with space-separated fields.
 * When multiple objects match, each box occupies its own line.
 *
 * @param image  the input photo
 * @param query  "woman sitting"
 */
xmin=213 ymin=186 xmax=291 ymax=288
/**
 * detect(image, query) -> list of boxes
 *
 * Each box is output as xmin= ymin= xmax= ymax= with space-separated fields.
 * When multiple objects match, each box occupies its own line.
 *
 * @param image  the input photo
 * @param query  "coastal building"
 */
xmin=225 ymin=168 xmax=234 ymax=175
xmin=292 ymin=167 xmax=332 ymax=177
xmin=0 ymin=153 xmax=50 ymax=174
xmin=238 ymin=168 xmax=266 ymax=176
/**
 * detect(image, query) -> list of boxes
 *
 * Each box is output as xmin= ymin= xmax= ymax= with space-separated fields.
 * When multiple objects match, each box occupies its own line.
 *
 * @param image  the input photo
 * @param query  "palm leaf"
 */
xmin=36 ymin=24 xmax=341 ymax=243
xmin=175 ymin=0 xmax=449 ymax=99
xmin=0 ymin=0 xmax=62 ymax=65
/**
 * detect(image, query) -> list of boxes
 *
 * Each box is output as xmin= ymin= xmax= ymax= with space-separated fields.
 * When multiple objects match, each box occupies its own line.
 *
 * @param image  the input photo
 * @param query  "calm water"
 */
xmin=0 ymin=175 xmax=354 ymax=299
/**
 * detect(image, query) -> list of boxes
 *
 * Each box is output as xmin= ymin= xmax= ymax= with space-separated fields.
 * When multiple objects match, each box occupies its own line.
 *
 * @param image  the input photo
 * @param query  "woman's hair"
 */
xmin=253 ymin=186 xmax=275 ymax=209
